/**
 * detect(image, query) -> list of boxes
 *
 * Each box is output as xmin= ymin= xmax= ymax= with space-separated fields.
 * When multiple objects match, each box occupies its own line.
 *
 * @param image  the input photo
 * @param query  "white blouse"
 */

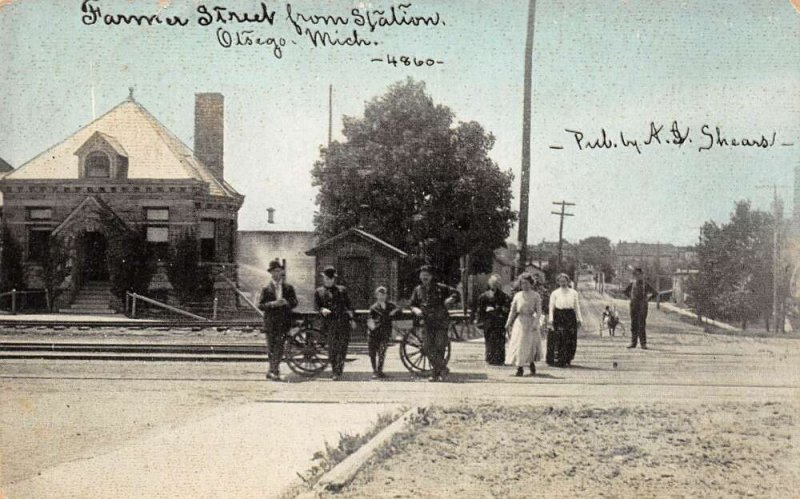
xmin=549 ymin=287 xmax=583 ymax=323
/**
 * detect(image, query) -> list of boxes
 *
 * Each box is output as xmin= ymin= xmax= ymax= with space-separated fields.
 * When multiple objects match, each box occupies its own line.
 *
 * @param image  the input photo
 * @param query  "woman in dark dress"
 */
xmin=476 ymin=274 xmax=510 ymax=365
xmin=547 ymin=273 xmax=583 ymax=367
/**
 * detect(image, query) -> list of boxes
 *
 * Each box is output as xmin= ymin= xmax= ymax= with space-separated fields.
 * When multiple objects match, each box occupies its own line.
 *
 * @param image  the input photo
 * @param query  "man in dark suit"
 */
xmin=409 ymin=265 xmax=460 ymax=382
xmin=258 ymin=259 xmax=298 ymax=381
xmin=624 ymin=267 xmax=657 ymax=350
xmin=314 ymin=265 xmax=356 ymax=381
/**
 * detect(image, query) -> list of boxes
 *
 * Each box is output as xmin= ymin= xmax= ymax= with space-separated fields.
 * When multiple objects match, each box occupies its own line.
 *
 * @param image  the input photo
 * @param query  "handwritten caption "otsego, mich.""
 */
xmin=80 ymin=0 xmax=446 ymax=63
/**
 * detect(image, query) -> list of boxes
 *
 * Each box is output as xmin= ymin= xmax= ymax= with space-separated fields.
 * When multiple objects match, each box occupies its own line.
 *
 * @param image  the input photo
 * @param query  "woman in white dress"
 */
xmin=504 ymin=273 xmax=543 ymax=376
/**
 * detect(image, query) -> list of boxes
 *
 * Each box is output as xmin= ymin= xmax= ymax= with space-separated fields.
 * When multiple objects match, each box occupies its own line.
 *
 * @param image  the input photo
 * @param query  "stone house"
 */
xmin=0 ymin=91 xmax=244 ymax=312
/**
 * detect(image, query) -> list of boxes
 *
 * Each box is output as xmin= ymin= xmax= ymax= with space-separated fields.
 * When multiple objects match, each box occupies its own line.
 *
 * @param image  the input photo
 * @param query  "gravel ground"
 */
xmin=323 ymin=402 xmax=799 ymax=498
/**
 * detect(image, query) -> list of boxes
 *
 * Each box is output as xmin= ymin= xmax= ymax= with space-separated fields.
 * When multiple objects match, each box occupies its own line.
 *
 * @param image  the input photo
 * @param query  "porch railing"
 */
xmin=0 ymin=289 xmax=49 ymax=315
xmin=125 ymin=292 xmax=209 ymax=321
xmin=217 ymin=274 xmax=264 ymax=318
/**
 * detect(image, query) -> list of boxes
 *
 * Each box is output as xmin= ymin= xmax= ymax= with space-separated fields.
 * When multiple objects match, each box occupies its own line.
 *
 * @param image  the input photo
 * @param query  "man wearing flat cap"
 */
xmin=624 ymin=267 xmax=657 ymax=350
xmin=258 ymin=259 xmax=298 ymax=381
xmin=314 ymin=265 xmax=356 ymax=380
xmin=409 ymin=264 xmax=460 ymax=382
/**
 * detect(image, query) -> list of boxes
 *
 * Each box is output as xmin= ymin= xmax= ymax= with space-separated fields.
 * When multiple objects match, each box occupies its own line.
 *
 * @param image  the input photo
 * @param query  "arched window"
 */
xmin=86 ymin=151 xmax=111 ymax=178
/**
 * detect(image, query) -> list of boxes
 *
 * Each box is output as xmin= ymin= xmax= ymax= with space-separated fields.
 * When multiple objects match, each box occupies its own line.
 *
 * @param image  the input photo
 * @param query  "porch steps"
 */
xmin=60 ymin=281 xmax=116 ymax=315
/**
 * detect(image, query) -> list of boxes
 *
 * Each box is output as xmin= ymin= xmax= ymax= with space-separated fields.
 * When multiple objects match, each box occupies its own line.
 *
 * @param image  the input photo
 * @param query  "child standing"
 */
xmin=367 ymin=287 xmax=398 ymax=379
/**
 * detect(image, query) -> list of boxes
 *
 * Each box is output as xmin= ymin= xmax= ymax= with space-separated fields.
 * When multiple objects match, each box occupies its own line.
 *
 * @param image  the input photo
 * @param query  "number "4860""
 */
xmin=371 ymin=55 xmax=444 ymax=67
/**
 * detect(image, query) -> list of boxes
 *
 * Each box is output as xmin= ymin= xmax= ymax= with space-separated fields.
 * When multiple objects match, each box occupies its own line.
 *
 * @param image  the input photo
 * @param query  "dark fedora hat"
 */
xmin=267 ymin=259 xmax=284 ymax=272
xmin=321 ymin=265 xmax=338 ymax=278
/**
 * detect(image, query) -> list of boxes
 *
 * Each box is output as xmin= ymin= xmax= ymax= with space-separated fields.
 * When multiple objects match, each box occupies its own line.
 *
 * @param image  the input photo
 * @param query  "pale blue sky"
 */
xmin=1 ymin=0 xmax=798 ymax=246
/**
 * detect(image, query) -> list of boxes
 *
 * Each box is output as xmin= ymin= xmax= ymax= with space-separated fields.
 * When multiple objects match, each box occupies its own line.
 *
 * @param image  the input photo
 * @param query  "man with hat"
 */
xmin=624 ymin=267 xmax=657 ymax=349
xmin=409 ymin=264 xmax=460 ymax=382
xmin=314 ymin=265 xmax=356 ymax=380
xmin=258 ymin=259 xmax=298 ymax=381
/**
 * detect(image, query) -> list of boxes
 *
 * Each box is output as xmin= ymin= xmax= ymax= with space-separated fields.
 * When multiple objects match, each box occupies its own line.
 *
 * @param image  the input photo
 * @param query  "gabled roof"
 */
xmin=75 ymin=131 xmax=128 ymax=157
xmin=3 ymin=98 xmax=240 ymax=199
xmin=0 ymin=157 xmax=13 ymax=174
xmin=52 ymin=196 xmax=129 ymax=236
xmin=306 ymin=228 xmax=408 ymax=257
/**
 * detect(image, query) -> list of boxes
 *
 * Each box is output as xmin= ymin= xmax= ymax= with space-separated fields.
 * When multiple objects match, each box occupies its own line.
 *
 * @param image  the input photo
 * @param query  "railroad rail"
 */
xmin=0 ymin=341 xmax=371 ymax=362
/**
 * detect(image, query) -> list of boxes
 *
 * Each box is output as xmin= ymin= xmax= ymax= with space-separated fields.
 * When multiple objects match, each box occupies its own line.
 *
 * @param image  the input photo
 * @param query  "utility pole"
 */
xmin=757 ymin=184 xmax=790 ymax=333
xmin=551 ymin=200 xmax=575 ymax=273
xmin=517 ymin=0 xmax=537 ymax=275
xmin=328 ymin=84 xmax=333 ymax=147
xmin=656 ymin=241 xmax=661 ymax=309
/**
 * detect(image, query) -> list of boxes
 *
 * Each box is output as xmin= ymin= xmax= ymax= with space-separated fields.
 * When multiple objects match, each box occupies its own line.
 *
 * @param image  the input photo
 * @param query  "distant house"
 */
xmin=0 ymin=157 xmax=13 ymax=220
xmin=306 ymin=228 xmax=407 ymax=309
xmin=0 ymin=91 xmax=244 ymax=312
xmin=613 ymin=241 xmax=696 ymax=283
xmin=237 ymin=231 xmax=317 ymax=312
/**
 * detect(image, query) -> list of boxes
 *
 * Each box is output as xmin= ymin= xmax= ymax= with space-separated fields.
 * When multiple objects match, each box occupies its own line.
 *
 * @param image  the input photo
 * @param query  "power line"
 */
xmin=551 ymin=200 xmax=575 ymax=273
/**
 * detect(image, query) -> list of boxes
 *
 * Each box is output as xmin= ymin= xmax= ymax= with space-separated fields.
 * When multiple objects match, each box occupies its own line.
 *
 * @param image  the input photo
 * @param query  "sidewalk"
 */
xmin=3 ymin=402 xmax=400 ymax=499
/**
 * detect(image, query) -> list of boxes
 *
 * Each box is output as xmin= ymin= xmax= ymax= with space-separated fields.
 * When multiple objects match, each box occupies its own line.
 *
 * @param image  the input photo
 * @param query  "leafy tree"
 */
xmin=42 ymin=233 xmax=71 ymax=311
xmin=101 ymin=213 xmax=155 ymax=301
xmin=311 ymin=79 xmax=517 ymax=289
xmin=578 ymin=236 xmax=615 ymax=281
xmin=688 ymin=201 xmax=773 ymax=328
xmin=0 ymin=224 xmax=23 ymax=293
xmin=166 ymin=230 xmax=212 ymax=305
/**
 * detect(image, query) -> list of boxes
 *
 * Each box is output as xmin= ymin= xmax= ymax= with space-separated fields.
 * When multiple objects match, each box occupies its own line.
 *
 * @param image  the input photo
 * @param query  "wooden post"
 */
xmin=11 ymin=289 xmax=17 ymax=315
xmin=125 ymin=292 xmax=129 ymax=316
xmin=213 ymin=296 xmax=219 ymax=320
xmin=131 ymin=293 xmax=137 ymax=318
xmin=656 ymin=274 xmax=661 ymax=309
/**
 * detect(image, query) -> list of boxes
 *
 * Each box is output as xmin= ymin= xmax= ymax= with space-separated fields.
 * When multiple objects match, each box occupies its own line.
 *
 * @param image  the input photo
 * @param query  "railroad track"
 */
xmin=0 ymin=342 xmax=370 ymax=362
xmin=0 ymin=320 xmax=263 ymax=330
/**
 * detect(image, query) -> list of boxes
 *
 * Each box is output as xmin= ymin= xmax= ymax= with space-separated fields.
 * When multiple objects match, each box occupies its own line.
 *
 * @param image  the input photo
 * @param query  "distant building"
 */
xmin=0 ymin=157 xmax=13 ymax=220
xmin=613 ymin=242 xmax=696 ymax=283
xmin=526 ymin=239 xmax=578 ymax=268
xmin=0 ymin=92 xmax=244 ymax=312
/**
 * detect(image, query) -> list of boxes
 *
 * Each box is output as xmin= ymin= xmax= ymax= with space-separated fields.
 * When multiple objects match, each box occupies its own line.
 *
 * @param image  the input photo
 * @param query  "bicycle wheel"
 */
xmin=285 ymin=327 xmax=329 ymax=377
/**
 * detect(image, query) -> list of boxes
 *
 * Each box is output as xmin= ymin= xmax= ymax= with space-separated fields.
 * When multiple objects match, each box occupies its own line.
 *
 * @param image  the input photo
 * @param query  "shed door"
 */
xmin=338 ymin=256 xmax=370 ymax=310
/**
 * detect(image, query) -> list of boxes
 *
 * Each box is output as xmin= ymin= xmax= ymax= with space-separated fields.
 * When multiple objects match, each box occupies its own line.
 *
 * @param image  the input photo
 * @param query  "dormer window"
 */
xmin=75 ymin=131 xmax=128 ymax=180
xmin=86 ymin=151 xmax=111 ymax=178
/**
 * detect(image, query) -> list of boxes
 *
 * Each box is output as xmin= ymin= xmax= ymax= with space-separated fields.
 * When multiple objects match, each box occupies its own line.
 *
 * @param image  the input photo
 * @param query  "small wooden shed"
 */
xmin=306 ymin=228 xmax=407 ymax=310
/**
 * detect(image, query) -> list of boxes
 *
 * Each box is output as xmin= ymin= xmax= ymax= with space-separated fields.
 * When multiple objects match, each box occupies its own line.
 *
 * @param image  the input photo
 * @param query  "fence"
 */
xmin=0 ymin=289 xmax=49 ymax=314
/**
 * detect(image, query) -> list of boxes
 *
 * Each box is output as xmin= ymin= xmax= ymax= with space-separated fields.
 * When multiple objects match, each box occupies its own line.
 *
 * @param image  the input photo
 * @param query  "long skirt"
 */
xmin=505 ymin=314 xmax=542 ymax=366
xmin=484 ymin=322 xmax=506 ymax=365
xmin=547 ymin=308 xmax=577 ymax=367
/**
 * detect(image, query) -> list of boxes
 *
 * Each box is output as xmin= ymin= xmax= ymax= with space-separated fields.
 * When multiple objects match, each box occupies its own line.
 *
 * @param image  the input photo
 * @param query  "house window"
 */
xmin=28 ymin=228 xmax=51 ymax=262
xmin=26 ymin=207 xmax=52 ymax=220
xmin=200 ymin=220 xmax=215 ymax=261
xmin=146 ymin=208 xmax=169 ymax=260
xmin=86 ymin=151 xmax=111 ymax=178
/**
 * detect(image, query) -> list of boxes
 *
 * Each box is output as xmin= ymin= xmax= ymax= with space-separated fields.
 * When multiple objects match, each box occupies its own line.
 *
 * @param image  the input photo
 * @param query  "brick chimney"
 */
xmin=194 ymin=93 xmax=224 ymax=181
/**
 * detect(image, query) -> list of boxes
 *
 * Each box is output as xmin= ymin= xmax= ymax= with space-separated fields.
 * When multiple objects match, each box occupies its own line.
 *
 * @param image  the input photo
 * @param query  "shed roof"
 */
xmin=306 ymin=228 xmax=408 ymax=257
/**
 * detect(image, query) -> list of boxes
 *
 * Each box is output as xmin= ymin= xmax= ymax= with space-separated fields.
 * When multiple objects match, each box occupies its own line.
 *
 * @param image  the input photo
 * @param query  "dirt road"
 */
xmin=1 ymin=292 xmax=798 ymax=497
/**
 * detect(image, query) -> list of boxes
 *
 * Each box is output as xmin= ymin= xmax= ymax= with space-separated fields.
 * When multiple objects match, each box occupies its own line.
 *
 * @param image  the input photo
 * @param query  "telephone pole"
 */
xmin=551 ymin=200 xmax=575 ymax=272
xmin=517 ymin=0 xmax=537 ymax=274
xmin=757 ymin=184 xmax=790 ymax=333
